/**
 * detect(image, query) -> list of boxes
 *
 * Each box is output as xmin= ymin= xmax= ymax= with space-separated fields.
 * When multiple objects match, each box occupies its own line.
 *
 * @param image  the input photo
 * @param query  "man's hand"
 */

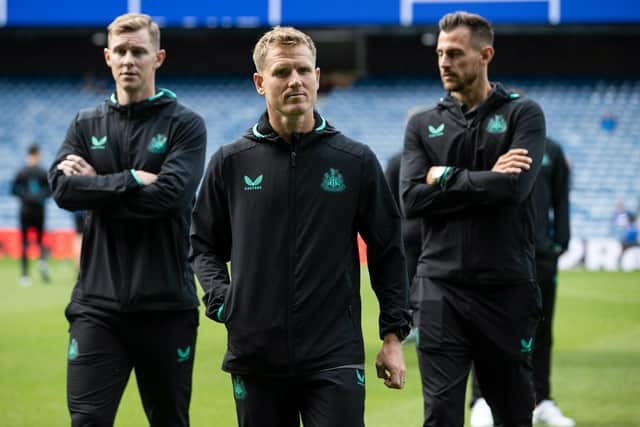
xmin=426 ymin=166 xmax=444 ymax=185
xmin=375 ymin=333 xmax=406 ymax=389
xmin=492 ymin=148 xmax=532 ymax=174
xmin=57 ymin=154 xmax=96 ymax=176
xmin=132 ymin=170 xmax=158 ymax=185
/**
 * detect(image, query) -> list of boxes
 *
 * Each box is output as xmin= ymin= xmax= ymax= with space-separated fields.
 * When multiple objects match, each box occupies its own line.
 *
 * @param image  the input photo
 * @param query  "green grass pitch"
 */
xmin=0 ymin=259 xmax=638 ymax=426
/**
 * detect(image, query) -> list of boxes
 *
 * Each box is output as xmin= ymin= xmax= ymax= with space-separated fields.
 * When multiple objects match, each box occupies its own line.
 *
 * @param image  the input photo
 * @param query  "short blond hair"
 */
xmin=253 ymin=26 xmax=316 ymax=72
xmin=107 ymin=13 xmax=160 ymax=50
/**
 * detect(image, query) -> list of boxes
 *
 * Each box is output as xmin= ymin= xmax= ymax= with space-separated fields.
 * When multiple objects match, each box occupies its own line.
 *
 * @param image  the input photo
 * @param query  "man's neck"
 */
xmin=452 ymin=80 xmax=493 ymax=111
xmin=269 ymin=111 xmax=315 ymax=144
xmin=115 ymin=86 xmax=156 ymax=106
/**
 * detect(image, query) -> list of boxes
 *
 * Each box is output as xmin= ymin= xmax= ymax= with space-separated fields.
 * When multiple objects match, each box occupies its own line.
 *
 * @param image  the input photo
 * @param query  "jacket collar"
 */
xmin=108 ymin=88 xmax=176 ymax=115
xmin=438 ymin=82 xmax=518 ymax=120
xmin=246 ymin=110 xmax=338 ymax=147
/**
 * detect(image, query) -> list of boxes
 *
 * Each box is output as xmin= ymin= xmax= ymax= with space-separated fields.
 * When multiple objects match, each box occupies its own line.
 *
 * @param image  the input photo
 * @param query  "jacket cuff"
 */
xmin=130 ymin=169 xmax=143 ymax=186
xmin=202 ymin=289 xmax=227 ymax=323
xmin=380 ymin=323 xmax=411 ymax=342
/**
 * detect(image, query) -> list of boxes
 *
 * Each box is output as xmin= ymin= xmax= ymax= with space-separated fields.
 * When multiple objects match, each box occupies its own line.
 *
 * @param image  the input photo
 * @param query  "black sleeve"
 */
xmin=106 ymin=114 xmax=207 ymax=219
xmin=551 ymin=142 xmax=570 ymax=251
xmin=48 ymin=114 xmax=138 ymax=211
xmin=10 ymin=171 xmax=23 ymax=199
xmin=443 ymin=101 xmax=546 ymax=204
xmin=402 ymin=101 xmax=546 ymax=219
xmin=384 ymin=152 xmax=401 ymax=207
xmin=400 ymin=114 xmax=476 ymax=219
xmin=357 ymin=146 xmax=411 ymax=340
xmin=189 ymin=148 xmax=233 ymax=323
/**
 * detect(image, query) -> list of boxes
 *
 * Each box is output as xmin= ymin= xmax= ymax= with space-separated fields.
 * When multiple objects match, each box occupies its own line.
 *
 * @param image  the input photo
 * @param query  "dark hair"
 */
xmin=27 ymin=143 xmax=40 ymax=156
xmin=439 ymin=11 xmax=494 ymax=49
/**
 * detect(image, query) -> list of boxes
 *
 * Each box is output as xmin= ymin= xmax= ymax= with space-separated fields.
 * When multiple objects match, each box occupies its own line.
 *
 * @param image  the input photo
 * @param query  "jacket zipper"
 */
xmin=462 ymin=120 xmax=472 ymax=281
xmin=288 ymin=135 xmax=298 ymax=372
xmin=345 ymin=274 xmax=358 ymax=336
xmin=121 ymin=106 xmax=133 ymax=306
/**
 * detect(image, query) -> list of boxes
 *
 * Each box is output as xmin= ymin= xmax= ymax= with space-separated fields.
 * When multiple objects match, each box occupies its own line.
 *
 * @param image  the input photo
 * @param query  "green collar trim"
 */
xmin=148 ymin=88 xmax=177 ymax=101
xmin=252 ymin=123 xmax=267 ymax=139
xmin=314 ymin=116 xmax=327 ymax=132
xmin=252 ymin=114 xmax=326 ymax=139
xmin=110 ymin=88 xmax=177 ymax=105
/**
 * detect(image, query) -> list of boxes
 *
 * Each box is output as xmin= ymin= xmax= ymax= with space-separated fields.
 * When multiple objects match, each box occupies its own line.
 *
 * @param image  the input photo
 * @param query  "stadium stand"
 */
xmin=0 ymin=76 xmax=638 ymax=240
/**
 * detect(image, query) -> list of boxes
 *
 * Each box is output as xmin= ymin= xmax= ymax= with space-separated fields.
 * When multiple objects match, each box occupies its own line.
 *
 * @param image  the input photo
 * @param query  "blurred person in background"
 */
xmin=385 ymin=106 xmax=427 ymax=344
xmin=71 ymin=210 xmax=85 ymax=267
xmin=386 ymin=150 xmax=421 ymax=284
xmin=622 ymin=212 xmax=638 ymax=248
xmin=48 ymin=13 xmax=206 ymax=427
xmin=190 ymin=26 xmax=410 ymax=427
xmin=401 ymin=11 xmax=545 ymax=427
xmin=11 ymin=143 xmax=51 ymax=286
xmin=610 ymin=200 xmax=637 ymax=248
xmin=600 ymin=110 xmax=617 ymax=133
xmin=470 ymin=137 xmax=575 ymax=427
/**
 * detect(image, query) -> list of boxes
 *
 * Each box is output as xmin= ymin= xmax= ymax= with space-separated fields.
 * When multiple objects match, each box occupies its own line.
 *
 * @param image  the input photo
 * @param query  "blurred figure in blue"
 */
xmin=610 ymin=200 xmax=635 ymax=245
xmin=621 ymin=212 xmax=638 ymax=249
xmin=600 ymin=110 xmax=617 ymax=133
xmin=11 ymin=143 xmax=51 ymax=286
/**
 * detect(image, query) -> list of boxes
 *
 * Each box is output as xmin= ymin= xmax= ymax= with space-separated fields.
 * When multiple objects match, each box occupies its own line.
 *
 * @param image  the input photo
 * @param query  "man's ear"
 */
xmin=254 ymin=72 xmax=265 ymax=95
xmin=104 ymin=48 xmax=111 ymax=67
xmin=154 ymin=49 xmax=166 ymax=69
xmin=481 ymin=46 xmax=495 ymax=65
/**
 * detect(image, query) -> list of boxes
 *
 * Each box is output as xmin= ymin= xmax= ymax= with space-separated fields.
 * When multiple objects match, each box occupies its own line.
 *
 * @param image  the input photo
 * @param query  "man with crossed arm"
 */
xmin=401 ymin=11 xmax=546 ymax=427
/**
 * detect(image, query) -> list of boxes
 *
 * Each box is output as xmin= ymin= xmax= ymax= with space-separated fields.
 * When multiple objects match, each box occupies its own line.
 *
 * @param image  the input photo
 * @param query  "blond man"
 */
xmin=190 ymin=26 xmax=410 ymax=427
xmin=49 ymin=13 xmax=206 ymax=426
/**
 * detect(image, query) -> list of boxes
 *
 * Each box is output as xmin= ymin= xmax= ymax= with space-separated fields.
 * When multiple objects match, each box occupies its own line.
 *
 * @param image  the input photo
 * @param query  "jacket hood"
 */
xmin=107 ymin=87 xmax=177 ymax=115
xmin=437 ymin=82 xmax=521 ymax=119
xmin=244 ymin=110 xmax=339 ymax=147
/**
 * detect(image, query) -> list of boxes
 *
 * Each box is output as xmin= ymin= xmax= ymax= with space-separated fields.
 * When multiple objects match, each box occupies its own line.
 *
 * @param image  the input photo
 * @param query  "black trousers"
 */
xmin=415 ymin=277 xmax=541 ymax=427
xmin=65 ymin=302 xmax=198 ymax=427
xmin=231 ymin=367 xmax=366 ymax=427
xmin=19 ymin=209 xmax=45 ymax=276
xmin=531 ymin=254 xmax=558 ymax=401
xmin=471 ymin=254 xmax=558 ymax=405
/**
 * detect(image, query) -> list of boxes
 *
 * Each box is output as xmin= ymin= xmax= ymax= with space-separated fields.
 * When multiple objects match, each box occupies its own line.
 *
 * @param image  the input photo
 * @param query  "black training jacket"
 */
xmin=385 ymin=151 xmax=422 ymax=254
xmin=533 ymin=138 xmax=570 ymax=256
xmin=401 ymin=83 xmax=546 ymax=285
xmin=49 ymin=89 xmax=206 ymax=311
xmin=190 ymin=111 xmax=410 ymax=376
xmin=11 ymin=164 xmax=50 ymax=215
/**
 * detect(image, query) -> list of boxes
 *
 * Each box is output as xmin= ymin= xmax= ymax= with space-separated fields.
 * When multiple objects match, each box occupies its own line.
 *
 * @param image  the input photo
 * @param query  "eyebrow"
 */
xmin=111 ymin=42 xmax=148 ymax=51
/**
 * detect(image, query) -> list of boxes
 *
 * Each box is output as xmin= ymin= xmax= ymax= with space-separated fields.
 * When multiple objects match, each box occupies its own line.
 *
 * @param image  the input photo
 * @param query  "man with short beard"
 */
xmin=401 ymin=11 xmax=546 ymax=427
